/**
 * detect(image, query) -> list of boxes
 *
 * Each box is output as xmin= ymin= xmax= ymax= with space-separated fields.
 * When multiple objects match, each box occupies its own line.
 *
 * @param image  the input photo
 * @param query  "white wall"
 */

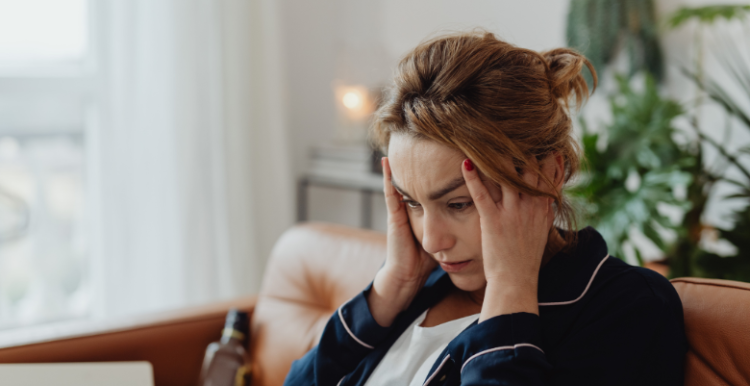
xmin=277 ymin=0 xmax=750 ymax=238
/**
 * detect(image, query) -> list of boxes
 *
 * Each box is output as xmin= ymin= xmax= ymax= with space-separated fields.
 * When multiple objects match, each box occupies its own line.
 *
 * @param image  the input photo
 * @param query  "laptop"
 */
xmin=0 ymin=361 xmax=154 ymax=386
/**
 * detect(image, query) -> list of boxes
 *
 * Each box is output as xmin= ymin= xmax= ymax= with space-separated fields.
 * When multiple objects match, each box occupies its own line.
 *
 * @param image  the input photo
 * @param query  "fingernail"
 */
xmin=463 ymin=159 xmax=474 ymax=171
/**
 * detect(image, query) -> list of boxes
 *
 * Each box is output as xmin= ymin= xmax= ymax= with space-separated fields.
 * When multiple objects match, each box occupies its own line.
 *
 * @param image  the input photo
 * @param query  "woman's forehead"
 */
xmin=388 ymin=135 xmax=465 ymax=197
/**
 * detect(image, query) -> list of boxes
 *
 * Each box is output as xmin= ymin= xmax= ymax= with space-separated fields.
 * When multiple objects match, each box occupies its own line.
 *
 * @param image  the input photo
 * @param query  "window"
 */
xmin=0 ymin=0 xmax=92 ymax=329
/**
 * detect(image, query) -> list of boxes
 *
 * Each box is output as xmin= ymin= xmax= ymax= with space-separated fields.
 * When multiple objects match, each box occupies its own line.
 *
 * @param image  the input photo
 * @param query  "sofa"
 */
xmin=0 ymin=223 xmax=748 ymax=386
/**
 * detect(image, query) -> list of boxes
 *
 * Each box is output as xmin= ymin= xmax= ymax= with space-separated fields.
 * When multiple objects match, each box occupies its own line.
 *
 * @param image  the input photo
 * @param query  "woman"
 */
xmin=284 ymin=31 xmax=687 ymax=386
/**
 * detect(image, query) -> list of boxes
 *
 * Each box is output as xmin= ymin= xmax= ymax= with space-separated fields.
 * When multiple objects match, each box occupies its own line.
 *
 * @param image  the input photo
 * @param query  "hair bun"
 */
xmin=542 ymin=48 xmax=597 ymax=110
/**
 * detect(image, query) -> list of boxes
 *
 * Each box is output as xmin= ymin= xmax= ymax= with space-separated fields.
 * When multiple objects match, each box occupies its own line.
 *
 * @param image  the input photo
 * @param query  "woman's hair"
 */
xmin=370 ymin=30 xmax=597 ymax=248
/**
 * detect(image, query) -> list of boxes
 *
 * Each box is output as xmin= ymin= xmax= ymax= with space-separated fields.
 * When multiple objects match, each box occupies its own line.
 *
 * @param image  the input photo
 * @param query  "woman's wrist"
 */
xmin=367 ymin=269 xmax=425 ymax=327
xmin=479 ymin=279 xmax=539 ymax=323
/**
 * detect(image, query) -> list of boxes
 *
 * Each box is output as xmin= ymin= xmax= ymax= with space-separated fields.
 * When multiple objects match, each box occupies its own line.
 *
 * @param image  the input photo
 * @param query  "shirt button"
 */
xmin=439 ymin=374 xmax=447 ymax=382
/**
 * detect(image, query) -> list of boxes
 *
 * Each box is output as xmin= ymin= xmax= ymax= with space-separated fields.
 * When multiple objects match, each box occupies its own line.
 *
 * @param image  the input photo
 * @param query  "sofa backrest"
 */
xmin=251 ymin=223 xmax=750 ymax=386
xmin=670 ymin=277 xmax=750 ymax=386
xmin=248 ymin=223 xmax=385 ymax=386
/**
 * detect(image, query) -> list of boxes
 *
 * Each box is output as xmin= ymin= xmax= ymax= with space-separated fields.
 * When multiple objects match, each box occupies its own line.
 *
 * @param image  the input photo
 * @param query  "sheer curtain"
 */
xmin=89 ymin=0 xmax=293 ymax=318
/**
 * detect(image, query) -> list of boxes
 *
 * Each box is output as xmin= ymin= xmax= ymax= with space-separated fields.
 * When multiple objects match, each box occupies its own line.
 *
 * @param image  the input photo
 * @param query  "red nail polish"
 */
xmin=463 ymin=159 xmax=474 ymax=171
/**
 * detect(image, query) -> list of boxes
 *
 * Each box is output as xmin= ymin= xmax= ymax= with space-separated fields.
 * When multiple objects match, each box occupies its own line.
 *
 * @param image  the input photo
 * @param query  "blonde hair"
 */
xmin=370 ymin=30 xmax=597 ymax=247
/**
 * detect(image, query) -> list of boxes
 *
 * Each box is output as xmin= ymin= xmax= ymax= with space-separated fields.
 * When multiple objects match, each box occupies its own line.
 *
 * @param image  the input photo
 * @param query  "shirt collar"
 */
xmin=537 ymin=226 xmax=610 ymax=305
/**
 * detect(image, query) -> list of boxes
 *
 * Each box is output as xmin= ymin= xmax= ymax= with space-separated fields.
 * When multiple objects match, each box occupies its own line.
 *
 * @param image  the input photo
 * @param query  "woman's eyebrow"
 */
xmin=390 ymin=178 xmax=411 ymax=198
xmin=390 ymin=177 xmax=466 ymax=201
xmin=428 ymin=177 xmax=466 ymax=200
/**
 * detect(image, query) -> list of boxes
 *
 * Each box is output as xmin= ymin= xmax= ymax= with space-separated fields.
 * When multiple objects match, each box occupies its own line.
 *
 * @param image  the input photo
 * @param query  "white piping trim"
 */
xmin=422 ymin=354 xmax=451 ymax=386
xmin=538 ymin=254 xmax=610 ymax=306
xmin=338 ymin=303 xmax=374 ymax=349
xmin=460 ymin=343 xmax=544 ymax=373
xmin=337 ymin=376 xmax=345 ymax=386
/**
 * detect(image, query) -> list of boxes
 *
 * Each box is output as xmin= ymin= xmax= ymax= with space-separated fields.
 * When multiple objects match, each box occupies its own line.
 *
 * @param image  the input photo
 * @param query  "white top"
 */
xmin=364 ymin=310 xmax=480 ymax=386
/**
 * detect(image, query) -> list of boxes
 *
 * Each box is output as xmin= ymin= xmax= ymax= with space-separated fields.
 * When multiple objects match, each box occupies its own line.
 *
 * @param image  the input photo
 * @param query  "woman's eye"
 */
xmin=449 ymin=202 xmax=473 ymax=211
xmin=403 ymin=200 xmax=422 ymax=209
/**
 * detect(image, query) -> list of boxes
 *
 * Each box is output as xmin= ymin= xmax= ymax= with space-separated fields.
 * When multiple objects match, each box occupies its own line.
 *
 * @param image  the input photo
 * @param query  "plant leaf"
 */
xmin=666 ymin=5 xmax=750 ymax=29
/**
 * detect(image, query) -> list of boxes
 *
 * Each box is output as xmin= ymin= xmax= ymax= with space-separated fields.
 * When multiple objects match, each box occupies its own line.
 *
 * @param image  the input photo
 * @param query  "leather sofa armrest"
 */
xmin=0 ymin=296 xmax=257 ymax=386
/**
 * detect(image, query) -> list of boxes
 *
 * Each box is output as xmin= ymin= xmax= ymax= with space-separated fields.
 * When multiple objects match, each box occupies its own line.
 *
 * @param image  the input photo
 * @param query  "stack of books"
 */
xmin=309 ymin=145 xmax=380 ymax=177
xmin=307 ymin=144 xmax=383 ymax=190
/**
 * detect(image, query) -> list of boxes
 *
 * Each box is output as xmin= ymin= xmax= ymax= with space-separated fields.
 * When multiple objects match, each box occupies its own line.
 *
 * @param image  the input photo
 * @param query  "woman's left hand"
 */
xmin=460 ymin=157 xmax=554 ymax=322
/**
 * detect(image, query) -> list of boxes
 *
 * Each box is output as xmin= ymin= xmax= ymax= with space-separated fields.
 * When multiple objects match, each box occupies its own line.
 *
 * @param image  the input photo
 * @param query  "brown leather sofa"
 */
xmin=0 ymin=223 xmax=748 ymax=386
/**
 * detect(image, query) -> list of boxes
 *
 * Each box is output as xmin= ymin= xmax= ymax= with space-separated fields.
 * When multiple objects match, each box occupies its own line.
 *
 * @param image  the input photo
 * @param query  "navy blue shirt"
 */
xmin=283 ymin=227 xmax=687 ymax=385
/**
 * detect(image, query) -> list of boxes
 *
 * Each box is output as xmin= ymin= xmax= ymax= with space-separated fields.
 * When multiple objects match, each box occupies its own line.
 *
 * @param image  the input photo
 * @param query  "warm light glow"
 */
xmin=333 ymin=83 xmax=373 ymax=125
xmin=342 ymin=92 xmax=361 ymax=109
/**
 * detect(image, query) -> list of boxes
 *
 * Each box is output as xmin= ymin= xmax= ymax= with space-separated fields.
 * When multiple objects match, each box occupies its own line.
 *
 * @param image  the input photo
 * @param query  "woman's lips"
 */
xmin=439 ymin=260 xmax=471 ymax=273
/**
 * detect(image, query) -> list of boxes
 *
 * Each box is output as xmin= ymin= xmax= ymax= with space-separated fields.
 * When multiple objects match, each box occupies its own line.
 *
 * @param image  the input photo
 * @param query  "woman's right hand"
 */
xmin=367 ymin=157 xmax=437 ymax=327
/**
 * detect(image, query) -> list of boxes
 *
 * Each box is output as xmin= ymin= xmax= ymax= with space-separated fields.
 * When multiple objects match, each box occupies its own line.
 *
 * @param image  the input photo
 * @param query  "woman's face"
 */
xmin=387 ymin=134 xmax=503 ymax=292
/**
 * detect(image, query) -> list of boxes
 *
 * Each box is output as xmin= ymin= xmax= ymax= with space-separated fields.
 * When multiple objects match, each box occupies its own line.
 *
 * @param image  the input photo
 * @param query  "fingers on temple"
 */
xmin=461 ymin=159 xmax=497 ymax=215
xmin=382 ymin=158 xmax=402 ymax=213
xmin=522 ymin=160 xmax=540 ymax=194
xmin=525 ymin=161 xmax=554 ymax=222
xmin=497 ymin=157 xmax=520 ymax=208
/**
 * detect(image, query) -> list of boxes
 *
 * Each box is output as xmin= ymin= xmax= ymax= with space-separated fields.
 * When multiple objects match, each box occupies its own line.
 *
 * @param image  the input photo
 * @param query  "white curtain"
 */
xmin=89 ymin=0 xmax=294 ymax=318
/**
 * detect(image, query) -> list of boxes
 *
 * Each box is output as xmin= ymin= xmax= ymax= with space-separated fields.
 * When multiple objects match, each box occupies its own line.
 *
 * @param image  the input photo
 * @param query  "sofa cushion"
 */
xmin=671 ymin=277 xmax=750 ymax=386
xmin=251 ymin=223 xmax=750 ymax=386
xmin=249 ymin=223 xmax=385 ymax=386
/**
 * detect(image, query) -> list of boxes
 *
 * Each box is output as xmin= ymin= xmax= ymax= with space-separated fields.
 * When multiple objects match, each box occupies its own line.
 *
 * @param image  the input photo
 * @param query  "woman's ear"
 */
xmin=539 ymin=153 xmax=565 ymax=193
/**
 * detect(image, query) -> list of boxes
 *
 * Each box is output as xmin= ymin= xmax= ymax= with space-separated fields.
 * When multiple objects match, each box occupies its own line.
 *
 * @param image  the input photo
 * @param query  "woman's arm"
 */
xmin=461 ymin=157 xmax=552 ymax=322
xmin=451 ymin=158 xmax=685 ymax=385
xmin=283 ymin=281 xmax=396 ymax=386
xmin=284 ymin=158 xmax=437 ymax=385
xmin=368 ymin=157 xmax=437 ymax=327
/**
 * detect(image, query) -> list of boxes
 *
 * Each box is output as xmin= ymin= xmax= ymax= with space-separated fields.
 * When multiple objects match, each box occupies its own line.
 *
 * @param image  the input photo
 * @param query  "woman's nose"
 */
xmin=420 ymin=213 xmax=455 ymax=255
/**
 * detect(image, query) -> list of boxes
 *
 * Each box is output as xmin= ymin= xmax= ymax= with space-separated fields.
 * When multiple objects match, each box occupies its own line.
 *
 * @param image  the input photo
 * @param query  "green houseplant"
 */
xmin=570 ymin=74 xmax=693 ymax=266
xmin=566 ymin=0 xmax=664 ymax=85
xmin=665 ymin=5 xmax=750 ymax=281
xmin=568 ymin=3 xmax=750 ymax=282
